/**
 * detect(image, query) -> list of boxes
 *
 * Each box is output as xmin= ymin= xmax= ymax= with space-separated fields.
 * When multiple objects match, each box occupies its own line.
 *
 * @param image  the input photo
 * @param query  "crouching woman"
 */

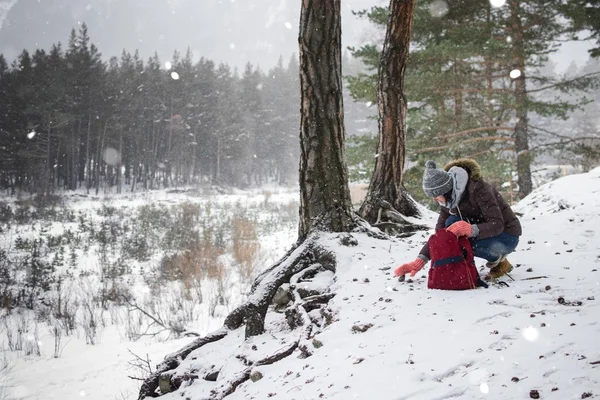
xmin=395 ymin=158 xmax=522 ymax=281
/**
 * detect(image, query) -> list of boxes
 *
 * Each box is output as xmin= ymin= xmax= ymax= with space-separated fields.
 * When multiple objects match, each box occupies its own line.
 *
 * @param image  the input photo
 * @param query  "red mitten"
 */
xmin=446 ymin=220 xmax=473 ymax=237
xmin=394 ymin=258 xmax=426 ymax=277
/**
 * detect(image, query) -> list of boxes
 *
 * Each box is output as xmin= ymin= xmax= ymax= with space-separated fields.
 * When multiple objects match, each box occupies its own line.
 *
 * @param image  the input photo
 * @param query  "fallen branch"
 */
xmin=128 ymin=349 xmax=153 ymax=375
xmin=521 ymin=276 xmax=549 ymax=281
xmin=124 ymin=296 xmax=186 ymax=339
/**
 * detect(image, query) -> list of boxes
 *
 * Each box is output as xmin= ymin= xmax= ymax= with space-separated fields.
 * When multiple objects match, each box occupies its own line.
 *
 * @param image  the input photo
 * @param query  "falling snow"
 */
xmin=428 ymin=0 xmax=449 ymax=17
xmin=510 ymin=69 xmax=522 ymax=79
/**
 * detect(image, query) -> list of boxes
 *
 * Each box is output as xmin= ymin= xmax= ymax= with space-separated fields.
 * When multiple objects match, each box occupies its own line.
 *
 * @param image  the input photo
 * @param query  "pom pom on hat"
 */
xmin=422 ymin=160 xmax=453 ymax=198
xmin=425 ymin=160 xmax=437 ymax=169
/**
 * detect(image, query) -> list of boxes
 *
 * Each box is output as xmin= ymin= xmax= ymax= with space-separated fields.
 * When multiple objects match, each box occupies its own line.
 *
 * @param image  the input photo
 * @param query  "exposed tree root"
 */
xmin=137 ymin=329 xmax=229 ymax=399
xmin=209 ymin=260 xmax=323 ymax=398
xmin=224 ymin=236 xmax=335 ymax=338
xmin=369 ymin=199 xmax=429 ymax=237
xmin=209 ymin=340 xmax=300 ymax=399
xmin=138 ymin=233 xmax=339 ymax=400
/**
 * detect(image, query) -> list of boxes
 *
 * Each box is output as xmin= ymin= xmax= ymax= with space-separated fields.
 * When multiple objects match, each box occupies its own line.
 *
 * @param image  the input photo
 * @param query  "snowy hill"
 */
xmin=150 ymin=168 xmax=600 ymax=400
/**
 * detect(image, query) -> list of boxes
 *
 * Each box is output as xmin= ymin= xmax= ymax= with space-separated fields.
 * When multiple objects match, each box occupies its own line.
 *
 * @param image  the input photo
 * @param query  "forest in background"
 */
xmin=0 ymin=0 xmax=599 ymax=205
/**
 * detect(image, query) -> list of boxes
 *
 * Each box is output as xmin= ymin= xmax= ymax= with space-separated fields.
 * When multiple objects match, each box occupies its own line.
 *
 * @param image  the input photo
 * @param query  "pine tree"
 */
xmin=348 ymin=0 xmax=599 ymax=199
xmin=238 ymin=63 xmax=265 ymax=186
xmin=562 ymin=0 xmax=600 ymax=58
xmin=298 ymin=0 xmax=355 ymax=241
xmin=0 ymin=54 xmax=17 ymax=190
xmin=262 ymin=55 xmax=301 ymax=185
xmin=213 ymin=63 xmax=244 ymax=185
xmin=63 ymin=24 xmax=106 ymax=190
xmin=358 ymin=0 xmax=422 ymax=229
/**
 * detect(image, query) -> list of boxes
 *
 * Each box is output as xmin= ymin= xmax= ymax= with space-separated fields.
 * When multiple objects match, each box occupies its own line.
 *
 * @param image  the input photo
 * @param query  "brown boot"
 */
xmin=485 ymin=258 xmax=513 ymax=281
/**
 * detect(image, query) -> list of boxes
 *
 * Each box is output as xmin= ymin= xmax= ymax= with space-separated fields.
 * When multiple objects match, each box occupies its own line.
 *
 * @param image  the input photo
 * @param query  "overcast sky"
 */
xmin=0 ymin=0 xmax=384 ymax=71
xmin=0 ymin=0 xmax=592 ymax=73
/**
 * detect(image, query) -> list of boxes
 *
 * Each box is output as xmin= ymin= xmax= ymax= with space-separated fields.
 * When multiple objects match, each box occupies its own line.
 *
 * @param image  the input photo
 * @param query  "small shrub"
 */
xmin=46 ymin=234 xmax=63 ymax=249
xmin=0 ymin=250 xmax=16 ymax=310
xmin=262 ymin=190 xmax=272 ymax=205
xmin=162 ymin=204 xmax=201 ymax=251
xmin=231 ymin=216 xmax=260 ymax=284
xmin=0 ymin=201 xmax=12 ymax=223
xmin=98 ymin=204 xmax=117 ymax=217
xmin=14 ymin=236 xmax=30 ymax=251
xmin=13 ymin=204 xmax=31 ymax=224
xmin=98 ymin=280 xmax=132 ymax=307
xmin=159 ymin=237 xmax=224 ymax=295
xmin=32 ymin=194 xmax=62 ymax=209
xmin=137 ymin=203 xmax=171 ymax=247
xmin=102 ymin=258 xmax=130 ymax=280
xmin=122 ymin=233 xmax=151 ymax=261
xmin=23 ymin=325 xmax=41 ymax=357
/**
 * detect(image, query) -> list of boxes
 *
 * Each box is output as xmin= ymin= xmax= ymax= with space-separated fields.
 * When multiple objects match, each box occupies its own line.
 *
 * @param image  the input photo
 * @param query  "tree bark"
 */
xmin=117 ymin=129 xmax=123 ymax=194
xmin=297 ymin=0 xmax=355 ymax=242
xmin=509 ymin=0 xmax=533 ymax=197
xmin=96 ymin=120 xmax=107 ymax=195
xmin=45 ymin=124 xmax=52 ymax=195
xmin=85 ymin=113 xmax=92 ymax=193
xmin=359 ymin=0 xmax=421 ymax=225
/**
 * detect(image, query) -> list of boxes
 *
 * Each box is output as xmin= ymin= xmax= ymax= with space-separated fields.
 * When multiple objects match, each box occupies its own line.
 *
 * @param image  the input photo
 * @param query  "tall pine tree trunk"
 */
xmin=45 ymin=124 xmax=52 ymax=195
xmin=96 ymin=120 xmax=107 ymax=195
xmin=297 ymin=0 xmax=355 ymax=242
xmin=117 ymin=129 xmax=123 ymax=194
xmin=359 ymin=0 xmax=421 ymax=226
xmin=509 ymin=0 xmax=533 ymax=197
xmin=71 ymin=126 xmax=77 ymax=190
xmin=54 ymin=135 xmax=60 ymax=191
xmin=85 ymin=113 xmax=92 ymax=193
xmin=216 ymin=136 xmax=222 ymax=183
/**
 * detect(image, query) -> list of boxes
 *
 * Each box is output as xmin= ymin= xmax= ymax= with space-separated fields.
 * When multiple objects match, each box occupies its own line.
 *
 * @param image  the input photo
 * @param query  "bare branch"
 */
xmin=434 ymin=88 xmax=513 ymax=95
xmin=526 ymin=71 xmax=600 ymax=94
xmin=415 ymin=136 xmax=515 ymax=154
xmin=442 ymin=125 xmax=514 ymax=140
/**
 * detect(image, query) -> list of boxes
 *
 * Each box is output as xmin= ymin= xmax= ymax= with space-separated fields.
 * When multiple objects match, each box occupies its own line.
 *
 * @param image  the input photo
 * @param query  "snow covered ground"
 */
xmin=3 ymin=167 xmax=600 ymax=400
xmin=155 ymin=167 xmax=600 ymax=400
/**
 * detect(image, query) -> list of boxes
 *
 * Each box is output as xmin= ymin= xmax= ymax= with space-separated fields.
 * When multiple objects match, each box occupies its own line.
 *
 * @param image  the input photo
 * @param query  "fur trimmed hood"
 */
xmin=443 ymin=158 xmax=483 ymax=181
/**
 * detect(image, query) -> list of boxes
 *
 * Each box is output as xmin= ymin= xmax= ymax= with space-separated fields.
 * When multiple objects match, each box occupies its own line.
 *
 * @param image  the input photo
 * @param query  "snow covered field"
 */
xmin=0 ymin=185 xmax=299 ymax=400
xmin=2 ymin=167 xmax=600 ymax=400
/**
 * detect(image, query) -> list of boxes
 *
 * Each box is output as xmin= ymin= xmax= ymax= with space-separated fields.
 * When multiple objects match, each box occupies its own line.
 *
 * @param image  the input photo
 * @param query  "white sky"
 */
xmin=0 ymin=0 xmax=593 ymax=74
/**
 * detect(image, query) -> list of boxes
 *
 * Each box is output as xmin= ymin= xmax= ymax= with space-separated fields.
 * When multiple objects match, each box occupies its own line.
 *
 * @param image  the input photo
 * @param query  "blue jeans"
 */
xmin=445 ymin=216 xmax=519 ymax=262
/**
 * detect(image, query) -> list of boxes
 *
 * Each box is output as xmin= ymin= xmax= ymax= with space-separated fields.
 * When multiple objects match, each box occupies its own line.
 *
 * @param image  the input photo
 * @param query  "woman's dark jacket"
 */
xmin=419 ymin=158 xmax=522 ymax=261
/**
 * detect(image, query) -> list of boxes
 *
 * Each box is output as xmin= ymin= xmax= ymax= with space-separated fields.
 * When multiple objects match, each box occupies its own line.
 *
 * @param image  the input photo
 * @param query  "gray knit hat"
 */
xmin=422 ymin=160 xmax=453 ymax=198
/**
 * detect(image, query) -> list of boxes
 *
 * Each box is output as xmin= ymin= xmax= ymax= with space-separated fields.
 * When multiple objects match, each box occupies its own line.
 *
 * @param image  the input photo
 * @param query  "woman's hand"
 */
xmin=394 ymin=258 xmax=426 ymax=277
xmin=446 ymin=220 xmax=473 ymax=237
